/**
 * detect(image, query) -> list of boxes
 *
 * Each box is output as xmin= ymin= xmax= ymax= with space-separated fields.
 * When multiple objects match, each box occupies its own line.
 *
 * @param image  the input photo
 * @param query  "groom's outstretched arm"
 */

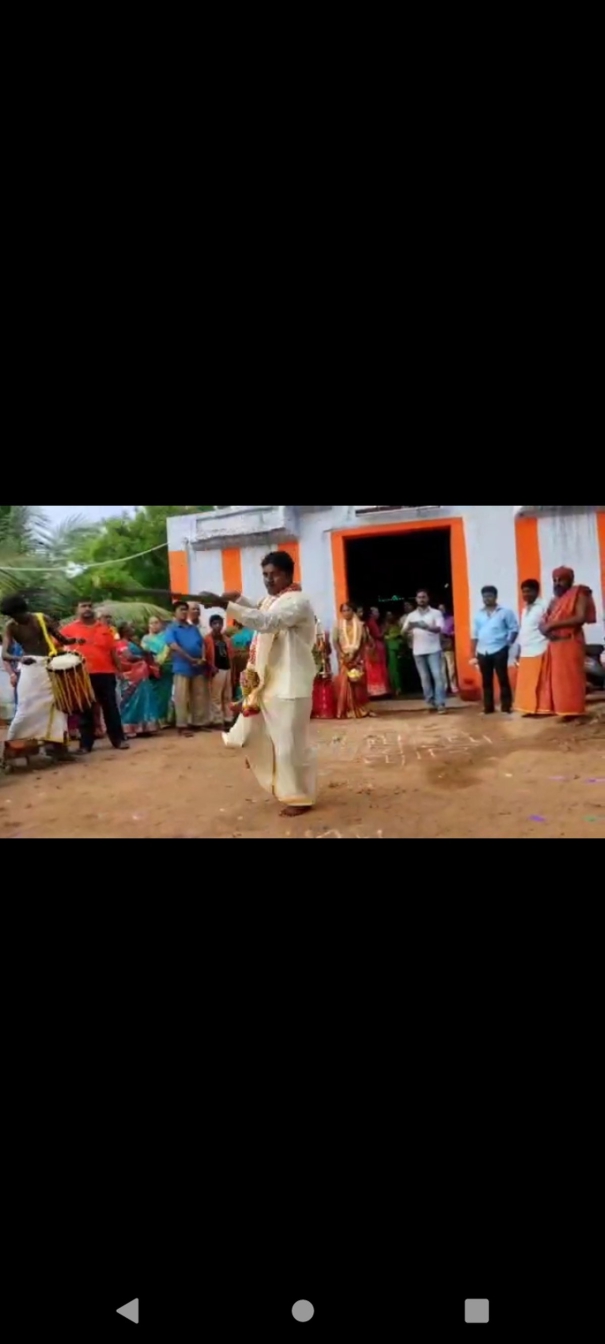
xmin=229 ymin=595 xmax=256 ymax=609
xmin=198 ymin=591 xmax=257 ymax=609
xmin=226 ymin=595 xmax=309 ymax=633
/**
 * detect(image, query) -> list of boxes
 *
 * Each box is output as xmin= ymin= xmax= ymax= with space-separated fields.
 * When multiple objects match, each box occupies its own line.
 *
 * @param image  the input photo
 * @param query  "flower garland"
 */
xmin=241 ymin=584 xmax=301 ymax=716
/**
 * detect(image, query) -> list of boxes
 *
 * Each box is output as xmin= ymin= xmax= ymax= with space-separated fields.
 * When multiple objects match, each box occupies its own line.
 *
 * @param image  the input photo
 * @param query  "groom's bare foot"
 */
xmin=280 ymin=806 xmax=313 ymax=817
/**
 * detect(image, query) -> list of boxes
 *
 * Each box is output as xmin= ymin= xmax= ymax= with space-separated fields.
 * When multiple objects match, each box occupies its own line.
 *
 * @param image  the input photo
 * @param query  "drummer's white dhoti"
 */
xmin=8 ymin=657 xmax=67 ymax=745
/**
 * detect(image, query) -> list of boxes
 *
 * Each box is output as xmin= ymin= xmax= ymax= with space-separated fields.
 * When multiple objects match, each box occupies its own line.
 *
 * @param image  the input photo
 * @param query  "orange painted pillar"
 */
xmin=222 ymin=548 xmax=243 ymax=595
xmin=285 ymin=540 xmax=302 ymax=585
xmin=597 ymin=511 xmax=605 ymax=620
xmin=515 ymin=516 xmax=542 ymax=608
xmin=331 ymin=534 xmax=348 ymax=613
xmin=509 ymin=515 xmax=543 ymax=699
xmin=169 ymin=550 xmax=189 ymax=596
xmin=450 ymin=518 xmax=481 ymax=701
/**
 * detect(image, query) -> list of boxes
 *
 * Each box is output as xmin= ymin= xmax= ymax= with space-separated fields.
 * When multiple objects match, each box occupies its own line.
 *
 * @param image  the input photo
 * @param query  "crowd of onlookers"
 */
xmin=312 ymin=577 xmax=605 ymax=721
xmin=311 ymin=595 xmax=463 ymax=720
xmin=0 ymin=600 xmax=254 ymax=754
xmin=2 ymin=576 xmax=603 ymax=755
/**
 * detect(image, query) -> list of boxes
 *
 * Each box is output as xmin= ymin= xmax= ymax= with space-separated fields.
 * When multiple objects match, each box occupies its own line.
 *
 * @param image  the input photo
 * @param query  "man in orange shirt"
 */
xmin=62 ymin=600 xmax=129 ymax=753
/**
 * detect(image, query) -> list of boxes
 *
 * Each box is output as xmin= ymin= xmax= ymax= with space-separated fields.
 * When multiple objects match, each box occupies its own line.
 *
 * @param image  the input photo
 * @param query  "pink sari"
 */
xmin=365 ymin=617 xmax=390 ymax=697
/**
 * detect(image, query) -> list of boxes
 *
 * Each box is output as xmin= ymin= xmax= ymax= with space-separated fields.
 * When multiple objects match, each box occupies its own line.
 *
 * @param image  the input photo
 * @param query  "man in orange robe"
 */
xmin=538 ymin=567 xmax=597 ymax=717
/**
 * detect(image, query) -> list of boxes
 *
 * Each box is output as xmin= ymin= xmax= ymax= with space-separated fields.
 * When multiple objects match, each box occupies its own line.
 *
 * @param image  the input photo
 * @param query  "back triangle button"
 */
xmin=117 ymin=1298 xmax=139 ymax=1324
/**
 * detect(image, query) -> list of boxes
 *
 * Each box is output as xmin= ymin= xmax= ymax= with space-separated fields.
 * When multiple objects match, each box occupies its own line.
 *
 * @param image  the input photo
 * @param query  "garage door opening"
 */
xmin=344 ymin=527 xmax=454 ymax=697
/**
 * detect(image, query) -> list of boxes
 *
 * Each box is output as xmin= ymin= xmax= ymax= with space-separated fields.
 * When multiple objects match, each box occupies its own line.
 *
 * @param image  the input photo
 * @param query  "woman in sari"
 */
xmin=365 ymin=607 xmax=390 ymax=698
xmin=142 ymin=616 xmax=174 ymax=727
xmin=312 ymin=621 xmax=336 ymax=719
xmin=333 ymin=603 xmax=369 ymax=719
xmin=514 ymin=579 xmax=549 ymax=715
xmin=228 ymin=621 xmax=254 ymax=708
xmin=439 ymin=604 xmax=460 ymax=696
xmin=536 ymin=567 xmax=597 ymax=718
xmin=98 ymin=609 xmax=120 ymax=641
xmin=384 ymin=612 xmax=406 ymax=697
xmin=116 ymin=622 xmax=161 ymax=737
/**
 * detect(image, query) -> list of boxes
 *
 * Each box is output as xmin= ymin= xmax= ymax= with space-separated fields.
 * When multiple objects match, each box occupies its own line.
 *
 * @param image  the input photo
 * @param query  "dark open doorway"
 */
xmin=344 ymin=528 xmax=454 ymax=698
xmin=345 ymin=528 xmax=453 ymax=617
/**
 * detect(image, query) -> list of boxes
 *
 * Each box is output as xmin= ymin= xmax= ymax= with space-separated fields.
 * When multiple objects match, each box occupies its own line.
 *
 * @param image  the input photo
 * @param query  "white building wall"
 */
xmin=538 ymin=511 xmax=603 ymax=642
xmin=298 ymin=508 xmax=342 ymax=634
xmin=168 ymin=513 xmax=226 ymax=618
xmin=240 ymin=545 xmax=267 ymax=601
xmin=169 ymin=506 xmax=604 ymax=644
xmin=167 ymin=514 xmax=197 ymax=552
xmin=233 ymin=536 xmax=337 ymax=632
xmin=462 ymin=506 xmax=519 ymax=616
xmin=188 ymin=548 xmax=224 ymax=605
xmin=295 ymin=505 xmax=522 ymax=632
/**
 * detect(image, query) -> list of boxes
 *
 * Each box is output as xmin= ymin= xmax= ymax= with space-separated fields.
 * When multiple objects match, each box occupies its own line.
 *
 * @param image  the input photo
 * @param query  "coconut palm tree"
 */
xmin=0 ymin=505 xmax=49 ymax=551
xmin=1 ymin=508 xmax=85 ymax=604
xmin=0 ymin=507 xmax=173 ymax=630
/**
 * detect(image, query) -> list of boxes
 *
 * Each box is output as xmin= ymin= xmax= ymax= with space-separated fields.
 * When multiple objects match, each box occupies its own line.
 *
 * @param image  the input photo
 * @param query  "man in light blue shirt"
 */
xmin=471 ymin=586 xmax=519 ymax=714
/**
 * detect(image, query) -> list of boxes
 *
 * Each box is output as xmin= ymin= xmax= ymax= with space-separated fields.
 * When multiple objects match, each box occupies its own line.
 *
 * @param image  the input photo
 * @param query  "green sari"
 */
xmin=141 ymin=632 xmax=174 ymax=725
xmin=384 ymin=626 xmax=406 ymax=696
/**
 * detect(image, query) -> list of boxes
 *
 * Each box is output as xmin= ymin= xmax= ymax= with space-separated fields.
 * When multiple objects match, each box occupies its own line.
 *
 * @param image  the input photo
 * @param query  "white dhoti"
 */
xmin=8 ymin=657 xmax=67 ymax=745
xmin=0 ymin=668 xmax=16 ymax=723
xmin=224 ymin=695 xmax=316 ymax=807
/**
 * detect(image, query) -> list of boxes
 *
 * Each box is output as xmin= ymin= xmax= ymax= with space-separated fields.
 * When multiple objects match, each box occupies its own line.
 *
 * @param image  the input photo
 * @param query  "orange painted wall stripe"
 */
xmin=331 ymin=532 xmax=349 ymax=613
xmin=222 ymin=547 xmax=243 ymax=595
xmin=285 ymin=540 xmax=302 ymax=585
xmin=515 ymin=516 xmax=542 ymax=610
xmin=169 ymin=550 xmax=189 ymax=595
xmin=332 ymin=518 xmax=479 ymax=696
xmin=597 ymin=511 xmax=605 ymax=615
xmin=449 ymin=517 xmax=474 ymax=691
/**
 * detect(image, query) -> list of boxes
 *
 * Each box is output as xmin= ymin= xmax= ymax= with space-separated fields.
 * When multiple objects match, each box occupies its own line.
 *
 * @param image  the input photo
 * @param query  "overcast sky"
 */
xmin=42 ymin=505 xmax=135 ymax=522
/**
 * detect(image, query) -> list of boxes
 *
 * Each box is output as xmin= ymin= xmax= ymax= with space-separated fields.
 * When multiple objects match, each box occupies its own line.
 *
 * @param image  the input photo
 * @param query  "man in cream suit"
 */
xmin=199 ymin=552 xmax=317 ymax=816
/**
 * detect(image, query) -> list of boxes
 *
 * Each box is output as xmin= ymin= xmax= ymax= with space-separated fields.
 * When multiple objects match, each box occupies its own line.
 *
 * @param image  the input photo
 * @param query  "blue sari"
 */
xmin=117 ymin=640 xmax=160 ymax=735
xmin=142 ymin=631 xmax=174 ymax=725
xmin=229 ymin=627 xmax=253 ymax=703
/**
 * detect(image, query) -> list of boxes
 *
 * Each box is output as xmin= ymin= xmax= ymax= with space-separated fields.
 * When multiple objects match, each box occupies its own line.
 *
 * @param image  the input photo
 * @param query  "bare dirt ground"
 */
xmin=1 ymin=706 xmax=604 ymax=839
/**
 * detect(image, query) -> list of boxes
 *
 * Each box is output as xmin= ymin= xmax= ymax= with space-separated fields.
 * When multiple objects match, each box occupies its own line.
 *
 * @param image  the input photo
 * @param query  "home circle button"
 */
xmin=292 ymin=1300 xmax=315 ymax=1323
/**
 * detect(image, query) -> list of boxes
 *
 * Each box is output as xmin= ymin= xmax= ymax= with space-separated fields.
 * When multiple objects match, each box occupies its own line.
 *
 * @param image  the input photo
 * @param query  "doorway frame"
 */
xmin=331 ymin=517 xmax=475 ymax=686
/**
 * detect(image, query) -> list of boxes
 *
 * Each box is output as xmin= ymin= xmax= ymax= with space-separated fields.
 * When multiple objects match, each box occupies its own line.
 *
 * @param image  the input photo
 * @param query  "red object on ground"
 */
xmin=312 ymin=678 xmax=336 ymax=719
xmin=459 ymin=679 xmax=482 ymax=703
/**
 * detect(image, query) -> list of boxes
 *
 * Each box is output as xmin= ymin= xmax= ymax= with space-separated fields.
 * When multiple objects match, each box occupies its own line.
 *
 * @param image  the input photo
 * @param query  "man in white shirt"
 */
xmin=514 ymin=578 xmax=549 ymax=715
xmin=199 ymin=551 xmax=317 ymax=817
xmin=402 ymin=590 xmax=447 ymax=713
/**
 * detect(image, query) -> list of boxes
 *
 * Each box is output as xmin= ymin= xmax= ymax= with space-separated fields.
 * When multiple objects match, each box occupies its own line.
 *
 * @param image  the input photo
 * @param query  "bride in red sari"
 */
xmin=333 ymin=604 xmax=370 ymax=719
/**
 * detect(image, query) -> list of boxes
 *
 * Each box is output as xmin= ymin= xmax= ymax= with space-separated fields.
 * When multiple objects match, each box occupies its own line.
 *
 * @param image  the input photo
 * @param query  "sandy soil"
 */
xmin=1 ymin=706 xmax=604 ymax=839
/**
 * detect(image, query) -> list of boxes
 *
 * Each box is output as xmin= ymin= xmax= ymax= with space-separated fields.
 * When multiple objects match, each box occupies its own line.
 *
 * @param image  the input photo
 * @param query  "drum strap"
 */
xmin=36 ymin=613 xmax=58 ymax=656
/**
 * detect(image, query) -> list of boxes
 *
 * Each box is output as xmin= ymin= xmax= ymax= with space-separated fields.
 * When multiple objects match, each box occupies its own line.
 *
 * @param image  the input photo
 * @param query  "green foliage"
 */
xmin=70 ymin=506 xmax=217 ymax=595
xmin=0 ymin=507 xmax=94 ymax=614
xmin=1 ymin=505 xmax=225 ymax=626
xmin=0 ymin=504 xmax=50 ymax=550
